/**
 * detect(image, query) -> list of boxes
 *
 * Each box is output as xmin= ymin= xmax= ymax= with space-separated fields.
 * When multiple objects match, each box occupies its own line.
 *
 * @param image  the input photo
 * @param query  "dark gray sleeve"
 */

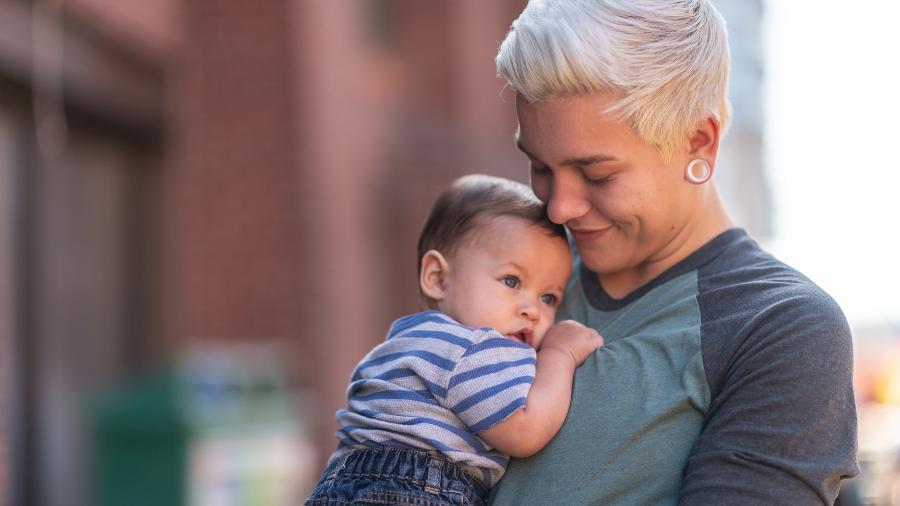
xmin=679 ymin=288 xmax=859 ymax=505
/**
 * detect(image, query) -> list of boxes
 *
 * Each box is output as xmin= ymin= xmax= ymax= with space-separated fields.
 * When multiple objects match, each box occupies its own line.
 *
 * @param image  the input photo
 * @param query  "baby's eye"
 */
xmin=501 ymin=275 xmax=520 ymax=289
xmin=540 ymin=293 xmax=559 ymax=306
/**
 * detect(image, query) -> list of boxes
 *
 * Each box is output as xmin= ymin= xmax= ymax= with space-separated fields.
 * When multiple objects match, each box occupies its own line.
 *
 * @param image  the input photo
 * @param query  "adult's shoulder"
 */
xmin=696 ymin=230 xmax=852 ymax=395
xmin=697 ymin=228 xmax=844 ymax=319
xmin=684 ymin=233 xmax=859 ymax=504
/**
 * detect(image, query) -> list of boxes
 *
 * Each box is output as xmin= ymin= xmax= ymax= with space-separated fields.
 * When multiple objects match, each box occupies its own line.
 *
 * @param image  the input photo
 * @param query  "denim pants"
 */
xmin=304 ymin=446 xmax=488 ymax=506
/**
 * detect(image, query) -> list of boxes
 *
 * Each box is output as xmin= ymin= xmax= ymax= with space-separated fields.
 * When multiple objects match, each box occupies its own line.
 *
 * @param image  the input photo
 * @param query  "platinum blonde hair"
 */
xmin=496 ymin=0 xmax=732 ymax=161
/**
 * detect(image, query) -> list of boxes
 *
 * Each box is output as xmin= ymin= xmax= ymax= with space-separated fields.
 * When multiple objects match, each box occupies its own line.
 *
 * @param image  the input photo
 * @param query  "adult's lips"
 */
xmin=568 ymin=225 xmax=614 ymax=242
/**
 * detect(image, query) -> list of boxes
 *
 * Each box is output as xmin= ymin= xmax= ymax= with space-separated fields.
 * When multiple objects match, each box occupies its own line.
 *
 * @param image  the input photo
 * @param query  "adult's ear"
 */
xmin=419 ymin=250 xmax=449 ymax=302
xmin=687 ymin=116 xmax=722 ymax=172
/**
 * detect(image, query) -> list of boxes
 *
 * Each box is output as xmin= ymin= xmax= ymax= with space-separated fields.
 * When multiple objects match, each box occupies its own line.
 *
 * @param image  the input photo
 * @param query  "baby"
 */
xmin=305 ymin=174 xmax=604 ymax=506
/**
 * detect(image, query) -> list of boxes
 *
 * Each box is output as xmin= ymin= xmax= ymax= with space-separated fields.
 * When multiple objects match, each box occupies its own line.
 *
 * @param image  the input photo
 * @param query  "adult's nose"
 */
xmin=546 ymin=172 xmax=591 ymax=225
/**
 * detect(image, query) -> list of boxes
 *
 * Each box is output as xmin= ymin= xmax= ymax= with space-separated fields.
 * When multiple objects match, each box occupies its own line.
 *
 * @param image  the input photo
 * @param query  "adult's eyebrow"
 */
xmin=560 ymin=154 xmax=619 ymax=167
xmin=515 ymin=139 xmax=618 ymax=167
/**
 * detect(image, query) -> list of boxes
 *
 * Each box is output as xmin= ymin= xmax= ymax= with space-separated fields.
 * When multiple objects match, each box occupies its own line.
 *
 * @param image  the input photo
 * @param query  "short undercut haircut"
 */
xmin=496 ymin=0 xmax=732 ymax=161
xmin=417 ymin=174 xmax=566 ymax=276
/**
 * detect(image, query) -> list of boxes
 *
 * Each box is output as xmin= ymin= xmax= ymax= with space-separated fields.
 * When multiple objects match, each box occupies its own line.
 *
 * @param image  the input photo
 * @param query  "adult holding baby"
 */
xmin=489 ymin=1 xmax=858 ymax=504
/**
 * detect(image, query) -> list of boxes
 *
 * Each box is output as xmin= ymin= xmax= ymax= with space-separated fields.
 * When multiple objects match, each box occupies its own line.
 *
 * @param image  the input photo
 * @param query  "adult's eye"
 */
xmin=531 ymin=164 xmax=551 ymax=176
xmin=582 ymin=172 xmax=613 ymax=187
xmin=502 ymin=275 xmax=520 ymax=289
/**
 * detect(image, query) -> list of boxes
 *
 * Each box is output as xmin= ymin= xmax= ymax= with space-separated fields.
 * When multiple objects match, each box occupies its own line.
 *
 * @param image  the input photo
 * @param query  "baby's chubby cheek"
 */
xmin=531 ymin=329 xmax=548 ymax=349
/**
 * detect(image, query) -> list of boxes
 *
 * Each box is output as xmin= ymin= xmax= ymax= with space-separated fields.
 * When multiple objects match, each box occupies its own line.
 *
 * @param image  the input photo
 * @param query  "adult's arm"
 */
xmin=679 ymin=289 xmax=859 ymax=504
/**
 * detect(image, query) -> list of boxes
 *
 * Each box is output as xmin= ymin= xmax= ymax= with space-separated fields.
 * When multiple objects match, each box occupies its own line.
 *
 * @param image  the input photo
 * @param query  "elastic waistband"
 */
xmin=329 ymin=446 xmax=488 ymax=499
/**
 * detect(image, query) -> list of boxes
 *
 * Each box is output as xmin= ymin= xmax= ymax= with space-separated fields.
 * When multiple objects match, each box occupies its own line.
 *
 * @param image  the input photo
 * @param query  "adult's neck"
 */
xmin=599 ymin=185 xmax=733 ymax=300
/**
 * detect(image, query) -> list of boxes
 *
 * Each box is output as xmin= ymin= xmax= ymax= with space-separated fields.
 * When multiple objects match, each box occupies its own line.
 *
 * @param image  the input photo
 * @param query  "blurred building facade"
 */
xmin=1 ymin=1 xmax=172 ymax=504
xmin=0 ymin=1 xmax=767 ymax=505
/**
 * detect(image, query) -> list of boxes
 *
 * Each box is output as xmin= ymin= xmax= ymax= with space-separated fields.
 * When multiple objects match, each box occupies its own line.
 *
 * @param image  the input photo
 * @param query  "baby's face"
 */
xmin=437 ymin=216 xmax=572 ymax=348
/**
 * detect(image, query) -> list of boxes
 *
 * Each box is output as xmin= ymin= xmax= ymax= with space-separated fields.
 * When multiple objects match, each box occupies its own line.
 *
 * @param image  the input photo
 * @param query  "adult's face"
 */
xmin=515 ymin=92 xmax=700 ymax=294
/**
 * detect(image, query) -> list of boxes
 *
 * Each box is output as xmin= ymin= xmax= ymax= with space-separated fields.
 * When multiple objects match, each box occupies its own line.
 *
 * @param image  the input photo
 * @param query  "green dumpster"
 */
xmin=92 ymin=346 xmax=316 ymax=506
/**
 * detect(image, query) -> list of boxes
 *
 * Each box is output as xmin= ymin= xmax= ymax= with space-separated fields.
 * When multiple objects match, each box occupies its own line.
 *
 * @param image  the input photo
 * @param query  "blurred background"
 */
xmin=0 ymin=0 xmax=897 ymax=505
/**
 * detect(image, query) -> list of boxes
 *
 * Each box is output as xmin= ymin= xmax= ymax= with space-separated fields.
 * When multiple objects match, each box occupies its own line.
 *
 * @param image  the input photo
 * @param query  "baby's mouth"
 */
xmin=506 ymin=329 xmax=532 ymax=346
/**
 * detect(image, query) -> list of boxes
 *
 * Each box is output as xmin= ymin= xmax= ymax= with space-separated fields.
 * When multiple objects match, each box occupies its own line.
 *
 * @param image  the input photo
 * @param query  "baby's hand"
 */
xmin=540 ymin=320 xmax=604 ymax=366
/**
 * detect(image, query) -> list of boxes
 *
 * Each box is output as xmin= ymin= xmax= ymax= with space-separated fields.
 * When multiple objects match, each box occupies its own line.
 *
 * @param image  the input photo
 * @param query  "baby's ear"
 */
xmin=419 ymin=250 xmax=449 ymax=301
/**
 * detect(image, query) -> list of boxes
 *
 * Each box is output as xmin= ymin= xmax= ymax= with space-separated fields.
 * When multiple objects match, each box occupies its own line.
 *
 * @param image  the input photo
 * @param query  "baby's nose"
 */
xmin=519 ymin=300 xmax=539 ymax=320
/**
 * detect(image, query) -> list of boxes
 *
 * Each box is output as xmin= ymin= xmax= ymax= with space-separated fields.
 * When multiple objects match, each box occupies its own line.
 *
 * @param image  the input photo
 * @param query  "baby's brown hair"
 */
xmin=417 ymin=174 xmax=566 ymax=278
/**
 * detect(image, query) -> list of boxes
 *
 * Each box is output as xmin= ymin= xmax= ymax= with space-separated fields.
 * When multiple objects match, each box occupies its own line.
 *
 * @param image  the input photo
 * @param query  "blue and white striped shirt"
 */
xmin=331 ymin=310 xmax=537 ymax=487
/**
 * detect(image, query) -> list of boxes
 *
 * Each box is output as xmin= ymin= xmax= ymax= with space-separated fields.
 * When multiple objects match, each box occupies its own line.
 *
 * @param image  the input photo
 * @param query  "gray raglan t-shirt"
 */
xmin=489 ymin=228 xmax=858 ymax=505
